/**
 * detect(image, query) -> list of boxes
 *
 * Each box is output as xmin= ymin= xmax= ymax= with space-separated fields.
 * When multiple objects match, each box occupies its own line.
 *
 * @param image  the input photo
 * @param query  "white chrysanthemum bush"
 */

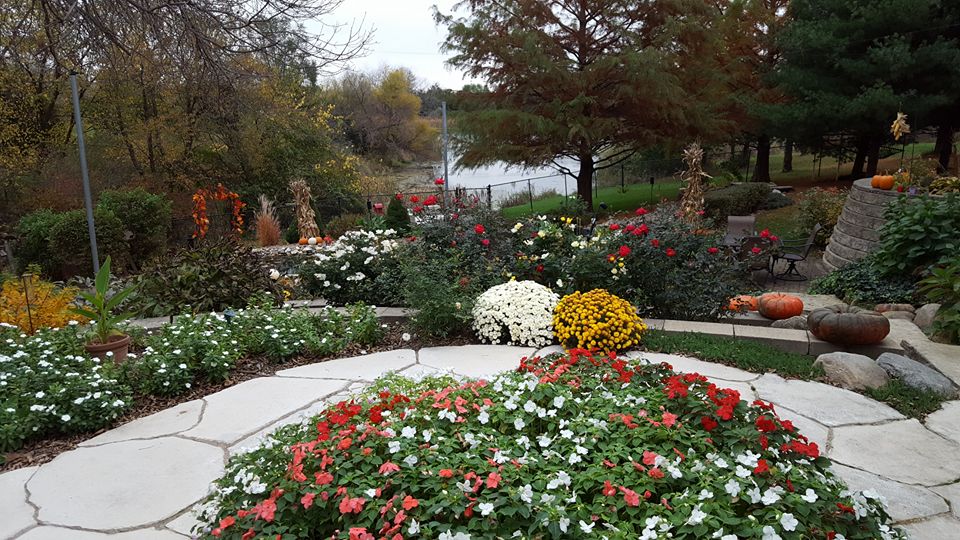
xmin=472 ymin=280 xmax=560 ymax=347
xmin=195 ymin=350 xmax=903 ymax=540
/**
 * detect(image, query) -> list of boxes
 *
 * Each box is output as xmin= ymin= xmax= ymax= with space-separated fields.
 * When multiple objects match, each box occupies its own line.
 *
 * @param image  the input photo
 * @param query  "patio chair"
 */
xmin=723 ymin=215 xmax=756 ymax=247
xmin=772 ymin=223 xmax=823 ymax=282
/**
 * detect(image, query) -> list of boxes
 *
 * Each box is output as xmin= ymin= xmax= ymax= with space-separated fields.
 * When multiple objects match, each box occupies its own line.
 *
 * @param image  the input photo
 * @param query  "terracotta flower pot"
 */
xmin=85 ymin=334 xmax=132 ymax=363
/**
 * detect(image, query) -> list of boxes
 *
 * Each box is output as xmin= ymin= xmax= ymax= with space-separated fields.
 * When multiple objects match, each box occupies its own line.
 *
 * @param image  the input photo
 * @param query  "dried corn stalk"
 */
xmin=679 ymin=141 xmax=710 ymax=222
xmin=289 ymin=179 xmax=321 ymax=239
xmin=891 ymin=112 xmax=911 ymax=141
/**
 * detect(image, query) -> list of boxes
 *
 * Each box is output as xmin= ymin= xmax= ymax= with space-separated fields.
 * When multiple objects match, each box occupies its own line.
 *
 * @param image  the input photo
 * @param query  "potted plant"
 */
xmin=71 ymin=257 xmax=137 ymax=362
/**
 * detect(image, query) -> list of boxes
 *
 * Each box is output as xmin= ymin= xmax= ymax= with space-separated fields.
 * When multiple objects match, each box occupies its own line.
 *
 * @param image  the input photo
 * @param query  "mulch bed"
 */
xmin=1 ymin=323 xmax=475 ymax=473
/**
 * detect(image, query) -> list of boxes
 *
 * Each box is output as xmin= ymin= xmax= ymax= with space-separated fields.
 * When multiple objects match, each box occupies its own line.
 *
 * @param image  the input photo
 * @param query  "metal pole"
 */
xmin=527 ymin=178 xmax=533 ymax=211
xmin=70 ymin=72 xmax=99 ymax=275
xmin=620 ymin=163 xmax=625 ymax=192
xmin=744 ymin=147 xmax=752 ymax=182
xmin=441 ymin=101 xmax=450 ymax=204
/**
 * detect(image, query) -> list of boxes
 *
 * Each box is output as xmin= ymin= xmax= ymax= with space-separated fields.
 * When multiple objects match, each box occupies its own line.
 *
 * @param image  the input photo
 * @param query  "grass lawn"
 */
xmin=500 ymin=181 xmax=681 ymax=218
xmin=755 ymin=204 xmax=803 ymax=237
xmin=767 ymin=142 xmax=936 ymax=186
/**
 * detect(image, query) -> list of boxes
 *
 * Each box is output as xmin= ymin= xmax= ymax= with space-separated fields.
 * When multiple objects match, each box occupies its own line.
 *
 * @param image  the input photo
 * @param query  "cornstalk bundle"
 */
xmin=289 ymin=179 xmax=321 ymax=239
xmin=679 ymin=142 xmax=710 ymax=222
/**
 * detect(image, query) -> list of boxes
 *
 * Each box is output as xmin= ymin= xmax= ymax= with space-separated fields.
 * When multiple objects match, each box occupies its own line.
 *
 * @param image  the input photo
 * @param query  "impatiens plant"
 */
xmin=472 ymin=280 xmax=560 ymax=347
xmin=194 ymin=350 xmax=903 ymax=539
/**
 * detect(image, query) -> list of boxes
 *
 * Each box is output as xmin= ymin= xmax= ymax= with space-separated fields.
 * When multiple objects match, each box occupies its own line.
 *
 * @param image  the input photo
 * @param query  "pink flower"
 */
xmin=339 ymin=496 xmax=366 ymax=514
xmin=379 ymin=462 xmax=400 ymax=475
xmin=301 ymin=492 xmax=316 ymax=509
xmin=486 ymin=471 xmax=502 ymax=488
xmin=662 ymin=412 xmax=678 ymax=427
xmin=439 ymin=469 xmax=455 ymax=478
xmin=349 ymin=527 xmax=374 ymax=540
xmin=619 ymin=486 xmax=641 ymax=506
xmin=603 ymin=480 xmax=617 ymax=496
xmin=402 ymin=495 xmax=420 ymax=510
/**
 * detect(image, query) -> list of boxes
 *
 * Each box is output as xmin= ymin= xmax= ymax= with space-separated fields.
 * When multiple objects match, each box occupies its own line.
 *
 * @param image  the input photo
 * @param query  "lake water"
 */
xmin=434 ymin=157 xmax=581 ymax=205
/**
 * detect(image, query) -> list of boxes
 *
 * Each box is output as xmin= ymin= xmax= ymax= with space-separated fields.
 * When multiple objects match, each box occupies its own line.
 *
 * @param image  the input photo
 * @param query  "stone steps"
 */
xmin=823 ymin=178 xmax=901 ymax=270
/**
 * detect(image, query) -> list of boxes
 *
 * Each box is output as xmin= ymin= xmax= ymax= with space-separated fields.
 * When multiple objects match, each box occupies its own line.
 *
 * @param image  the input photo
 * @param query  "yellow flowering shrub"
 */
xmin=553 ymin=289 xmax=646 ymax=352
xmin=0 ymin=275 xmax=86 ymax=333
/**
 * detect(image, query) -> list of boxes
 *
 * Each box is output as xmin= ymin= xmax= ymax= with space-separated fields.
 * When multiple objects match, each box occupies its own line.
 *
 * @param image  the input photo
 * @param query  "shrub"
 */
xmin=299 ymin=229 xmax=405 ymax=306
xmin=875 ymin=193 xmax=960 ymax=276
xmin=48 ymin=208 xmax=129 ymax=279
xmin=325 ymin=213 xmax=365 ymax=239
xmin=809 ymin=254 xmax=917 ymax=306
xmin=194 ymin=350 xmax=904 ymax=540
xmin=384 ymin=196 xmax=411 ymax=233
xmin=796 ymin=187 xmax=847 ymax=246
xmin=918 ymin=254 xmax=960 ymax=344
xmin=132 ymin=238 xmax=280 ymax=317
xmin=553 ymin=289 xmax=646 ymax=351
xmin=400 ymin=249 xmax=478 ymax=338
xmin=703 ymin=183 xmax=771 ymax=219
xmin=97 ymin=188 xmax=172 ymax=266
xmin=283 ymin=223 xmax=300 ymax=244
xmin=472 ymin=280 xmax=559 ymax=347
xmin=14 ymin=209 xmax=61 ymax=273
xmin=0 ymin=274 xmax=87 ymax=332
xmin=758 ymin=190 xmax=793 ymax=211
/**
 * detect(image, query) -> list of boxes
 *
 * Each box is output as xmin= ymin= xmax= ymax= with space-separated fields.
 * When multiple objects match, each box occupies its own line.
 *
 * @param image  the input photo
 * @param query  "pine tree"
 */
xmin=385 ymin=197 xmax=410 ymax=233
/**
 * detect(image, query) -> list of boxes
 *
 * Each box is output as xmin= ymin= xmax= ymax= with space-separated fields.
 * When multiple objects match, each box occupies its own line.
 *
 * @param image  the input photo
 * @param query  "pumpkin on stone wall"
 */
xmin=807 ymin=304 xmax=890 ymax=345
xmin=870 ymin=174 xmax=895 ymax=190
xmin=728 ymin=295 xmax=759 ymax=312
xmin=757 ymin=293 xmax=804 ymax=320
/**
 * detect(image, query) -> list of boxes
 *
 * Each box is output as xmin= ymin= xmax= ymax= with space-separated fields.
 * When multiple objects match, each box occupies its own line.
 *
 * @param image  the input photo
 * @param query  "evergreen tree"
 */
xmin=385 ymin=197 xmax=411 ymax=233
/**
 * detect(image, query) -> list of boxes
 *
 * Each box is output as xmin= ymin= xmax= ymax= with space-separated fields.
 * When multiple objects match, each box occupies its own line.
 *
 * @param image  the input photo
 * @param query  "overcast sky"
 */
xmin=322 ymin=0 xmax=481 ymax=90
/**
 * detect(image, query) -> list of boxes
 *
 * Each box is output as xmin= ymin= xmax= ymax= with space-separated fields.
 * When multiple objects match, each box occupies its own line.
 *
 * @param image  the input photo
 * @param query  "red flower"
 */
xmin=349 ymin=527 xmax=375 ymax=540
xmin=770 ymin=235 xmax=779 ymax=242
xmin=535 ymin=264 xmax=544 ymax=273
xmin=339 ymin=496 xmax=366 ymax=514
xmin=618 ymin=245 xmax=631 ymax=257
xmin=755 ymin=416 xmax=778 ymax=433
xmin=412 ymin=205 xmax=423 ymax=214
xmin=435 ymin=177 xmax=445 ymax=185
xmin=602 ymin=480 xmax=617 ymax=496
xmin=402 ymin=495 xmax=419 ymax=510
xmin=651 ymin=239 xmax=660 ymax=248
xmin=753 ymin=459 xmax=770 ymax=475
xmin=647 ymin=467 xmax=665 ymax=479
xmin=410 ymin=195 xmax=420 ymax=203
xmin=474 ymin=224 xmax=486 ymax=234
xmin=395 ymin=193 xmax=403 ymax=200
xmin=632 ymin=223 xmax=649 ymax=236
xmin=707 ymin=247 xmax=719 ymax=254
xmin=423 ymin=195 xmax=438 ymax=206
xmin=751 ymin=246 xmax=762 ymax=255
xmin=481 ymin=238 xmax=490 ymax=246
xmin=439 ymin=469 xmax=455 ymax=478
xmin=242 ymin=530 xmax=256 ymax=540
xmin=486 ymin=471 xmax=502 ymax=488
xmin=665 ymin=248 xmax=676 ymax=257
xmin=301 ymin=492 xmax=316 ymax=509
xmin=760 ymin=228 xmax=771 ymax=238
xmin=609 ymin=223 xmax=620 ymax=231
xmin=625 ymin=224 xmax=636 ymax=232
xmin=315 ymin=471 xmax=333 ymax=485
xmin=619 ymin=486 xmax=641 ymax=506
xmin=642 ymin=450 xmax=659 ymax=466
xmin=635 ymin=207 xmax=648 ymax=216
xmin=837 ymin=502 xmax=855 ymax=514
xmin=661 ymin=411 xmax=677 ymax=427
xmin=701 ymin=416 xmax=718 ymax=431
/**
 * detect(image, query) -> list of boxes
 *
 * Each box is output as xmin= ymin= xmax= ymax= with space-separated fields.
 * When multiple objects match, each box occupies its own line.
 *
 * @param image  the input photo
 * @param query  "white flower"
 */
xmin=401 ymin=426 xmax=417 ymax=438
xmin=471 ymin=281 xmax=559 ymax=347
xmin=478 ymin=502 xmax=495 ymax=516
xmin=579 ymin=520 xmax=595 ymax=533
xmin=800 ymin=488 xmax=818 ymax=503
xmin=558 ymin=517 xmax=570 ymax=532
xmin=269 ymin=269 xmax=280 ymax=280
xmin=761 ymin=525 xmax=782 ymax=540
xmin=761 ymin=488 xmax=782 ymax=505
xmin=779 ymin=513 xmax=798 ymax=532
xmin=60 ymin=414 xmax=71 ymax=422
xmin=553 ymin=396 xmax=566 ymax=408
xmin=519 ymin=484 xmax=533 ymax=503
xmin=408 ymin=520 xmax=420 ymax=535
xmin=403 ymin=454 xmax=418 ymax=466
xmin=438 ymin=532 xmax=471 ymax=540
xmin=478 ymin=410 xmax=489 ymax=424
xmin=724 ymin=479 xmax=741 ymax=497
xmin=401 ymin=333 xmax=412 ymax=342
xmin=687 ymin=504 xmax=707 ymax=525
xmin=514 ymin=418 xmax=525 ymax=430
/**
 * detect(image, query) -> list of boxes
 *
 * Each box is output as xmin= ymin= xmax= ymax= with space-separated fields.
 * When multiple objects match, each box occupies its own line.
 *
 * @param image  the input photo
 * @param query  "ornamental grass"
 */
xmin=195 ymin=350 xmax=902 ymax=539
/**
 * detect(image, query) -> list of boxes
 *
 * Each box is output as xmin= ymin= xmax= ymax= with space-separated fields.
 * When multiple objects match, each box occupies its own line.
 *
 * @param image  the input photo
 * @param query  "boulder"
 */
xmin=814 ymin=352 xmax=890 ymax=390
xmin=914 ymin=304 xmax=941 ymax=331
xmin=771 ymin=315 xmax=808 ymax=330
xmin=876 ymin=353 xmax=957 ymax=397
xmin=875 ymin=303 xmax=916 ymax=313
xmin=882 ymin=310 xmax=915 ymax=321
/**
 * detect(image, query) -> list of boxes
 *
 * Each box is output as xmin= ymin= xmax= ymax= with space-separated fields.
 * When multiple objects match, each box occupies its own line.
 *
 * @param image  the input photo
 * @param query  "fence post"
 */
xmin=527 ymin=178 xmax=533 ymax=211
xmin=620 ymin=163 xmax=625 ymax=192
xmin=487 ymin=185 xmax=492 ymax=209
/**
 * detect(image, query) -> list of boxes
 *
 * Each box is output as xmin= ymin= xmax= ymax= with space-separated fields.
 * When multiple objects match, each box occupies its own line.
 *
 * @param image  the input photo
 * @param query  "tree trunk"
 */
xmin=739 ymin=143 xmax=750 ymax=167
xmin=576 ymin=152 xmax=595 ymax=208
xmin=782 ymin=139 xmax=793 ymax=172
xmin=865 ymin=136 xmax=882 ymax=177
xmin=851 ymin=137 xmax=868 ymax=178
xmin=935 ymin=124 xmax=954 ymax=173
xmin=753 ymin=134 xmax=771 ymax=183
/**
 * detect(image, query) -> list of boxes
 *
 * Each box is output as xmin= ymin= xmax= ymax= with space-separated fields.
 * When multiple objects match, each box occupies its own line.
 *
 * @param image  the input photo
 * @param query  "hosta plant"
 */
xmin=193 ymin=350 xmax=903 ymax=539
xmin=472 ymin=280 xmax=560 ymax=347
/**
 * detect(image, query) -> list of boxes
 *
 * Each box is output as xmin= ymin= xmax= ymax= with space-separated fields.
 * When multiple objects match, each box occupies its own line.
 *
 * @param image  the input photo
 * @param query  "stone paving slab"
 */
xmin=17 ymin=528 xmax=183 ymax=539
xmin=830 ymin=464 xmax=948 ymax=522
xmin=932 ymin=483 xmax=960 ymax=520
xmin=181 ymin=377 xmax=345 ymax=445
xmin=902 ymin=339 xmax=960 ymax=389
xmin=397 ymin=363 xmax=447 ymax=379
xmin=165 ymin=509 xmax=203 ymax=538
xmin=533 ymin=345 xmax=565 ymax=357
xmin=830 ymin=419 xmax=960 ymax=486
xmin=753 ymin=374 xmax=904 ymax=427
xmin=661 ymin=320 xmax=735 ymax=337
xmin=1 ymin=466 xmax=37 ymax=539
xmin=899 ymin=514 xmax=960 ymax=540
xmin=627 ymin=351 xmax=759 ymax=382
xmin=924 ymin=401 xmax=960 ymax=444
xmin=229 ymin=395 xmax=345 ymax=456
xmin=28 ymin=438 xmax=224 ymax=530
xmin=418 ymin=345 xmax=535 ymax=378
xmin=275 ymin=349 xmax=416 ymax=381
xmin=772 ymin=407 xmax=830 ymax=451
xmin=79 ymin=400 xmax=204 ymax=447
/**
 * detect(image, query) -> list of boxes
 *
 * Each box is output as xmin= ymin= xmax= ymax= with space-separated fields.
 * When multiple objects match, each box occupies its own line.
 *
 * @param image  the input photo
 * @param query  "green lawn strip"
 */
xmin=864 ymin=380 xmax=947 ymax=419
xmin=640 ymin=329 xmax=822 ymax=379
xmin=501 ymin=181 xmax=681 ymax=218
xmin=639 ymin=329 xmax=946 ymax=419
xmin=755 ymin=204 xmax=803 ymax=237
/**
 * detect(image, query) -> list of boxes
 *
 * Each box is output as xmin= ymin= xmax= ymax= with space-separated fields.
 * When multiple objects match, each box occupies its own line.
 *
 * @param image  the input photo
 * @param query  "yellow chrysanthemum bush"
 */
xmin=0 ymin=274 xmax=86 ymax=332
xmin=552 ymin=289 xmax=646 ymax=352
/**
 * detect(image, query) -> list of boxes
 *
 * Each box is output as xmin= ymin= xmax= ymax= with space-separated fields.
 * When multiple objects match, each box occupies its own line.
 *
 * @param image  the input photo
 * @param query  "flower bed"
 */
xmin=195 ymin=350 xmax=902 ymax=539
xmin=0 ymin=304 xmax=381 ymax=453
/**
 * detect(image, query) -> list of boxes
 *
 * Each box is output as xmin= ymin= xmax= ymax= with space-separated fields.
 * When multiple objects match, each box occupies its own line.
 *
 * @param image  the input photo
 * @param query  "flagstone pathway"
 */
xmin=2 ymin=346 xmax=959 ymax=540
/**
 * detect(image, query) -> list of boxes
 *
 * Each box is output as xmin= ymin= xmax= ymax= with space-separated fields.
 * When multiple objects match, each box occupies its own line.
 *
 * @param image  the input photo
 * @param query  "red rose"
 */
xmin=760 ymin=228 xmax=771 ymax=238
xmin=707 ymin=247 xmax=719 ymax=254
xmin=410 ymin=195 xmax=420 ymax=203
xmin=474 ymin=224 xmax=486 ymax=234
xmin=618 ymin=245 xmax=631 ymax=257
xmin=481 ymin=238 xmax=490 ymax=246
xmin=651 ymin=239 xmax=660 ymax=248
xmin=423 ymin=195 xmax=438 ymax=205
xmin=609 ymin=223 xmax=620 ymax=231
xmin=751 ymin=246 xmax=762 ymax=255
xmin=435 ymin=178 xmax=445 ymax=185
xmin=635 ymin=207 xmax=648 ymax=216
xmin=665 ymin=248 xmax=676 ymax=257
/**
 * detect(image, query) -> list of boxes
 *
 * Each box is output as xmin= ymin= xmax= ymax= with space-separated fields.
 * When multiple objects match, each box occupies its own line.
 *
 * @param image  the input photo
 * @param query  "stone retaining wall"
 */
xmin=823 ymin=178 xmax=901 ymax=270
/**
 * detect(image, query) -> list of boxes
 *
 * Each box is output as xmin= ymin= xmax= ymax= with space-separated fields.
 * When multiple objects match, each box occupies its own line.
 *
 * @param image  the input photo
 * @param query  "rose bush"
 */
xmin=194 ymin=350 xmax=903 ymax=539
xmin=472 ymin=280 xmax=560 ymax=347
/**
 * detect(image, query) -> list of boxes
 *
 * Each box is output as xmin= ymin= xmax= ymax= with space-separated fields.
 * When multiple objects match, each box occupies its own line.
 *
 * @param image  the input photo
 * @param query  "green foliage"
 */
xmin=48 ymin=209 xmax=128 ymax=278
xmin=299 ymin=230 xmax=405 ymax=306
xmin=324 ymin=213 xmax=364 ymax=239
xmin=283 ymin=223 xmax=300 ymax=244
xmin=400 ymin=248 xmax=480 ymax=339
xmin=796 ymin=187 xmax=847 ymax=246
xmin=918 ymin=255 xmax=960 ymax=344
xmin=875 ymin=194 xmax=960 ymax=276
xmin=758 ymin=190 xmax=793 ymax=211
xmin=384 ymin=196 xmax=411 ymax=233
xmin=70 ymin=257 xmax=137 ymax=344
xmin=641 ymin=330 xmax=823 ymax=380
xmin=14 ymin=209 xmax=61 ymax=273
xmin=864 ymin=380 xmax=947 ymax=419
xmin=132 ymin=239 xmax=280 ymax=317
xmin=703 ymin=183 xmax=771 ymax=219
xmin=809 ymin=254 xmax=917 ymax=306
xmin=97 ymin=188 xmax=171 ymax=266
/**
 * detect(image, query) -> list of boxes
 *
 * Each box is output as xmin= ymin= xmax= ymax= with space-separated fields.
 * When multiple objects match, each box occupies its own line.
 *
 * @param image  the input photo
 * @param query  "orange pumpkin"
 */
xmin=728 ymin=295 xmax=759 ymax=312
xmin=871 ymin=174 xmax=894 ymax=190
xmin=298 ymin=237 xmax=308 ymax=245
xmin=757 ymin=293 xmax=804 ymax=320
